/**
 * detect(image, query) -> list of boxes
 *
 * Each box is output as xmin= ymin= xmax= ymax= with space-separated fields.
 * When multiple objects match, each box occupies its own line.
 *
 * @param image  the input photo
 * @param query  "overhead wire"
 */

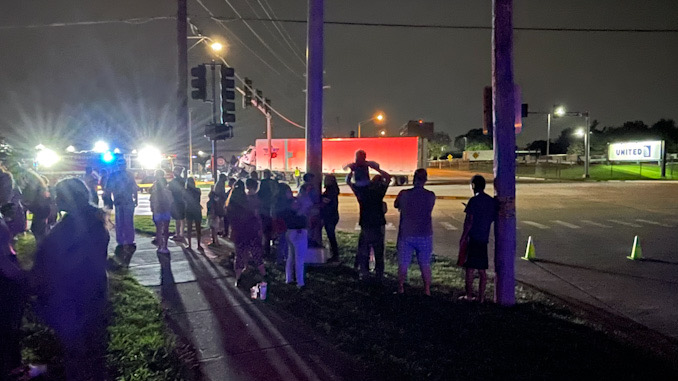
xmin=216 ymin=0 xmax=304 ymax=79
xmin=257 ymin=0 xmax=306 ymax=65
xmin=0 ymin=16 xmax=175 ymax=30
xmin=193 ymin=0 xmax=281 ymax=75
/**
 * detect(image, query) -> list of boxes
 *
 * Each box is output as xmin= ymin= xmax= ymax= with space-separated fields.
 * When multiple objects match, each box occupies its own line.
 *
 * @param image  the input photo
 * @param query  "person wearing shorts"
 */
xmin=394 ymin=169 xmax=436 ymax=295
xmin=459 ymin=175 xmax=498 ymax=302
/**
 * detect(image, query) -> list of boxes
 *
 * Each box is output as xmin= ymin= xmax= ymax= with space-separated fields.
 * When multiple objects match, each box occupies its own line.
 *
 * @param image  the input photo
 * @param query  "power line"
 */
xmin=206 ymin=16 xmax=678 ymax=33
xmin=193 ymin=0 xmax=281 ymax=75
xmin=216 ymin=0 xmax=304 ymax=79
xmin=0 ymin=17 xmax=175 ymax=30
xmin=258 ymin=0 xmax=306 ymax=63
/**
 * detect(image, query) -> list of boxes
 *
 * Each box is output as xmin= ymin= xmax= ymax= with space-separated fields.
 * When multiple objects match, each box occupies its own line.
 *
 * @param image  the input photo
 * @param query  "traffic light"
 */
xmin=255 ymin=89 xmax=263 ymax=107
xmin=221 ymin=66 xmax=236 ymax=123
xmin=204 ymin=123 xmax=233 ymax=140
xmin=264 ymin=98 xmax=271 ymax=115
xmin=190 ymin=64 xmax=207 ymax=100
xmin=243 ymin=78 xmax=253 ymax=108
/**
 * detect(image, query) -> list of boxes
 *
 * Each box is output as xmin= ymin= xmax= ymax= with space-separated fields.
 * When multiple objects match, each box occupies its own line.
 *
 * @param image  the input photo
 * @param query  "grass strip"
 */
xmin=229 ymin=230 xmax=678 ymax=380
xmin=15 ymin=234 xmax=191 ymax=380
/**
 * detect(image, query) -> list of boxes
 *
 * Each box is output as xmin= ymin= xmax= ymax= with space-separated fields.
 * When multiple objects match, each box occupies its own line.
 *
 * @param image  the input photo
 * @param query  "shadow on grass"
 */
xmin=231 ymin=231 xmax=678 ymax=380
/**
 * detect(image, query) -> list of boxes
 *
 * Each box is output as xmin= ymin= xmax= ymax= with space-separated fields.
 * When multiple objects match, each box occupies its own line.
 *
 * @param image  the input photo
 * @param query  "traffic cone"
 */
xmin=627 ymin=235 xmax=643 ymax=260
xmin=522 ymin=236 xmax=536 ymax=261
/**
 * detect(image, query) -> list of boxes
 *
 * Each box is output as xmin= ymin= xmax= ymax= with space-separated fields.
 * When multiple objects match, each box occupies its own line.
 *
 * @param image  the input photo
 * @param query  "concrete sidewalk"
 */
xmin=118 ymin=235 xmax=368 ymax=381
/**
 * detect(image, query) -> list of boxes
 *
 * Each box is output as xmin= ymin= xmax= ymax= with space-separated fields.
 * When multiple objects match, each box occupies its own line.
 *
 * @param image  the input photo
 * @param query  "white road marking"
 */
xmin=636 ymin=219 xmax=674 ymax=228
xmin=551 ymin=220 xmax=581 ymax=229
xmin=522 ymin=221 xmax=550 ymax=230
xmin=581 ymin=220 xmax=612 ymax=228
xmin=440 ymin=222 xmax=458 ymax=231
xmin=608 ymin=219 xmax=642 ymax=228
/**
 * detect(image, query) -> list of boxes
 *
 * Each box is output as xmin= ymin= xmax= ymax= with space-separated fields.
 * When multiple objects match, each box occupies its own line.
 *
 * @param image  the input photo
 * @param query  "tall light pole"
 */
xmin=357 ymin=113 xmax=384 ymax=138
xmin=553 ymin=106 xmax=590 ymax=178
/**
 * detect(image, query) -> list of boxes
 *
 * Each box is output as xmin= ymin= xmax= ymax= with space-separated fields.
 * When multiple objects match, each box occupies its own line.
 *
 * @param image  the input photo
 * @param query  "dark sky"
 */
xmin=1 ymin=0 xmax=677 ymax=155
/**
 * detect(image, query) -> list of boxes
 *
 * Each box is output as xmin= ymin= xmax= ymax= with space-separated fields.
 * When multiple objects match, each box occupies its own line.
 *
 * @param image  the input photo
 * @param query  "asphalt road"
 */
xmin=337 ymin=181 xmax=678 ymax=339
xmin=135 ymin=180 xmax=678 ymax=339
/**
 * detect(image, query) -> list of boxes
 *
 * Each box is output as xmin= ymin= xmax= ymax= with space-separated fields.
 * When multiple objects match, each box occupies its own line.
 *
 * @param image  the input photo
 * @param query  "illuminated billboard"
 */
xmin=608 ymin=141 xmax=663 ymax=162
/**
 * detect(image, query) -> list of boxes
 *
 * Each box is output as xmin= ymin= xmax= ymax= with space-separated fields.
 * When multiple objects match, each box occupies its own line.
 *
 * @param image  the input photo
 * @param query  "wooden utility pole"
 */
xmin=492 ymin=0 xmax=516 ymax=306
xmin=306 ymin=0 xmax=323 ymax=184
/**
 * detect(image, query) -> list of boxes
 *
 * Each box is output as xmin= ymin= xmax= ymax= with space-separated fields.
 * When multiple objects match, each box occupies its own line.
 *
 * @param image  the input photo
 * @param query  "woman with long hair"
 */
xmin=321 ymin=174 xmax=340 ymax=262
xmin=228 ymin=181 xmax=266 ymax=286
xmin=1 ymin=177 xmax=111 ymax=380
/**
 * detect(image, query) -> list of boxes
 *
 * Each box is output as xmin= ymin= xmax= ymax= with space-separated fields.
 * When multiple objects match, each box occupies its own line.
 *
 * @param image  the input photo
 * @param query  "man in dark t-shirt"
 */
xmin=460 ymin=175 xmax=498 ymax=302
xmin=395 ymin=169 xmax=436 ymax=295
xmin=348 ymin=164 xmax=391 ymax=281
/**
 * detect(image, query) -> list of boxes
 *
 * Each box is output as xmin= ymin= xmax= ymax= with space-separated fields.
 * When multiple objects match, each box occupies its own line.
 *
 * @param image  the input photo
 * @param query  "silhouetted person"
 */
xmin=105 ymin=160 xmax=138 ymax=262
xmin=459 ymin=175 xmax=498 ymax=302
xmin=395 ymin=169 xmax=436 ymax=295
xmin=321 ymin=174 xmax=340 ymax=261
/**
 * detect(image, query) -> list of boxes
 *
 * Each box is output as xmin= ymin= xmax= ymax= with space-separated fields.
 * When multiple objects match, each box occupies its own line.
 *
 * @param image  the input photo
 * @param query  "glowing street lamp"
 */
xmin=66 ymin=145 xmax=76 ymax=153
xmin=553 ymin=106 xmax=566 ymax=117
xmin=358 ymin=112 xmax=386 ymax=138
xmin=35 ymin=144 xmax=45 ymax=150
xmin=113 ymin=148 xmax=121 ymax=154
xmin=574 ymin=128 xmax=585 ymax=137
xmin=210 ymin=42 xmax=223 ymax=52
xmin=379 ymin=130 xmax=386 ymax=136
xmin=93 ymin=140 xmax=109 ymax=153
xmin=198 ymin=151 xmax=205 ymax=157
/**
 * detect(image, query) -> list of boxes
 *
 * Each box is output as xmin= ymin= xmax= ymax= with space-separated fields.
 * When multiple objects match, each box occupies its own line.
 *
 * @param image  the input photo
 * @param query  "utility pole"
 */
xmin=211 ymin=62 xmax=219 ymax=181
xmin=177 ymin=0 xmax=189 ymax=167
xmin=306 ymin=0 xmax=323 ymax=184
xmin=492 ymin=0 xmax=516 ymax=306
xmin=546 ymin=113 xmax=551 ymax=156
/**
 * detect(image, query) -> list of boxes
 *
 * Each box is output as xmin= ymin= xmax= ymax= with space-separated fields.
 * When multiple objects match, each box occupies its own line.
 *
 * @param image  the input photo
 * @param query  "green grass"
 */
xmin=516 ymin=163 xmax=678 ymax=180
xmin=15 ymin=234 xmax=192 ymax=380
xmin=229 ymin=231 xmax=678 ymax=380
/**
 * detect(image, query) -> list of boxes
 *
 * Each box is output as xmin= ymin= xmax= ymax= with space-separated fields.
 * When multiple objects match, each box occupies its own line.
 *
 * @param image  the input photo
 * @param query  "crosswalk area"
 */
xmin=350 ymin=217 xmax=677 ymax=233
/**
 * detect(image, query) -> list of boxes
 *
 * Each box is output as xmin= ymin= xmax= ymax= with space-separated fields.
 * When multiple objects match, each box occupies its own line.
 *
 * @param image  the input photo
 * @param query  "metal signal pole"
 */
xmin=492 ymin=0 xmax=516 ymax=306
xmin=177 ymin=0 xmax=189 ymax=168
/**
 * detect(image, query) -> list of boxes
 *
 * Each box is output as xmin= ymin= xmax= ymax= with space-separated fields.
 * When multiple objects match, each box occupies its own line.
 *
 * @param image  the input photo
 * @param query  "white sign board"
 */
xmin=608 ymin=141 xmax=663 ymax=162
xmin=464 ymin=150 xmax=494 ymax=161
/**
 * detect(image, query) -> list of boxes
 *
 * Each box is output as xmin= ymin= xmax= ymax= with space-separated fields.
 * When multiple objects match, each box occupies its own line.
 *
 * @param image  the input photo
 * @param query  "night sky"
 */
xmin=1 ymin=0 xmax=677 ymax=156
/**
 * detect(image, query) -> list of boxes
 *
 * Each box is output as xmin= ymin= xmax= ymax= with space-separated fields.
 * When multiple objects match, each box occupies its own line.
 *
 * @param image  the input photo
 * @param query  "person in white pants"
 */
xmin=286 ymin=228 xmax=308 ymax=287
xmin=279 ymin=184 xmax=309 ymax=288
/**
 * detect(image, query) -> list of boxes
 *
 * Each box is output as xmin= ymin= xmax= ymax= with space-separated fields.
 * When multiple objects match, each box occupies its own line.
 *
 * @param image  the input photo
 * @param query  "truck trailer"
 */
xmin=239 ymin=136 xmax=427 ymax=185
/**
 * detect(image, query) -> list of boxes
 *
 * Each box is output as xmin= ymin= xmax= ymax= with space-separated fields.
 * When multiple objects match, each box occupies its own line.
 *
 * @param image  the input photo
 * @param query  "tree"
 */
xmin=427 ymin=131 xmax=452 ymax=159
xmin=454 ymin=128 xmax=493 ymax=151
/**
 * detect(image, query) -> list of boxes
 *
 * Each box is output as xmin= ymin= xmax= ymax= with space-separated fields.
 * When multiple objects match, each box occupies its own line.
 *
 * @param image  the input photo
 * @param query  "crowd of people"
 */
xmin=0 ymin=148 xmax=497 ymax=380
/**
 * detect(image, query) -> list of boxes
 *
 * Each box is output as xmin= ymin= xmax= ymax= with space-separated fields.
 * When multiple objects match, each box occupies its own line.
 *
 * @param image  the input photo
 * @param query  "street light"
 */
xmin=357 ymin=112 xmax=385 ymax=138
xmin=66 ymin=145 xmax=76 ymax=153
xmin=553 ymin=106 xmax=591 ymax=178
xmin=210 ymin=42 xmax=223 ymax=52
xmin=379 ymin=130 xmax=386 ymax=136
xmin=35 ymin=148 xmax=59 ymax=168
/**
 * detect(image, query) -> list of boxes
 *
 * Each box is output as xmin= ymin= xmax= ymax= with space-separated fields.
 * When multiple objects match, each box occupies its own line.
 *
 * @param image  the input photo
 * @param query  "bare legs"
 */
xmin=187 ymin=220 xmax=202 ymax=250
xmin=464 ymin=268 xmax=487 ymax=302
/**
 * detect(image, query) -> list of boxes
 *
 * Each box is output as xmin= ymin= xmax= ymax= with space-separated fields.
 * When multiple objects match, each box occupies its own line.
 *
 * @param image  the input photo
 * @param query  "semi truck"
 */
xmin=238 ymin=136 xmax=427 ymax=185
